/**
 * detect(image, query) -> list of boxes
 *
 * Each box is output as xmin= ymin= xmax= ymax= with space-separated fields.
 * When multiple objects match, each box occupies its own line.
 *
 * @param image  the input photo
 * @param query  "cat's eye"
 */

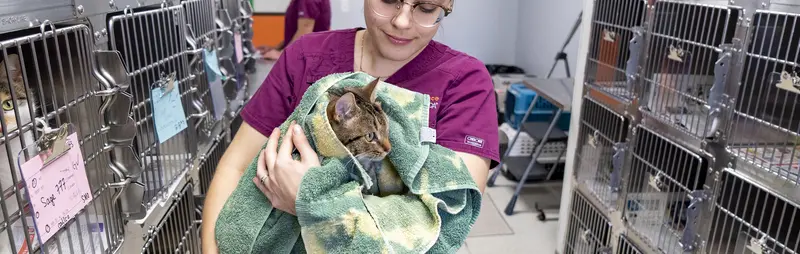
xmin=365 ymin=132 xmax=376 ymax=141
xmin=1 ymin=100 xmax=13 ymax=111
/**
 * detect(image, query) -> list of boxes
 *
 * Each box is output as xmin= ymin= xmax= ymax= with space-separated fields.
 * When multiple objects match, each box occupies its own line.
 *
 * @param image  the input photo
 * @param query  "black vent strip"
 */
xmin=735 ymin=11 xmax=800 ymax=140
xmin=565 ymin=191 xmax=611 ymax=254
xmin=711 ymin=170 xmax=800 ymax=254
xmin=145 ymin=184 xmax=197 ymax=253
xmin=630 ymin=127 xmax=708 ymax=192
xmin=617 ymin=235 xmax=644 ymax=254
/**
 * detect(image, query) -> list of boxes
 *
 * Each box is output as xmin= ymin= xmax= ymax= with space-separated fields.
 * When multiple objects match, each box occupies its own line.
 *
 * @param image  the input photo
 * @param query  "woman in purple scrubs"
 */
xmin=202 ymin=1 xmax=499 ymax=252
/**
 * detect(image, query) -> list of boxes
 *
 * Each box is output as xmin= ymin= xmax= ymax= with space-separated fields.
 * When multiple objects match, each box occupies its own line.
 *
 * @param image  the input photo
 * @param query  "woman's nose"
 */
xmin=391 ymin=4 xmax=414 ymax=30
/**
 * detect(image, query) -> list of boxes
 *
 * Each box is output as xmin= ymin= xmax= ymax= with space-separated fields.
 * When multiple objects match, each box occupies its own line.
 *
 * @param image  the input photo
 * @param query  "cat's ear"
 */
xmin=0 ymin=54 xmax=22 ymax=81
xmin=364 ymin=78 xmax=379 ymax=102
xmin=334 ymin=92 xmax=357 ymax=122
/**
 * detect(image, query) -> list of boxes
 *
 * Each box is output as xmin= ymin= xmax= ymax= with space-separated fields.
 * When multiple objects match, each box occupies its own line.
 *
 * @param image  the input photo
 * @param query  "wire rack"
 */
xmin=564 ymin=191 xmax=612 ymax=254
xmin=108 ymin=5 xmax=199 ymax=209
xmin=574 ymin=96 xmax=629 ymax=211
xmin=198 ymin=129 xmax=228 ymax=196
xmin=584 ymin=0 xmax=648 ymax=102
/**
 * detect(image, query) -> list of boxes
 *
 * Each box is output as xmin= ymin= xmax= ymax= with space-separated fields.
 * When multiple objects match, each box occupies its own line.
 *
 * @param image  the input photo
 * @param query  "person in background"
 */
xmin=260 ymin=0 xmax=332 ymax=60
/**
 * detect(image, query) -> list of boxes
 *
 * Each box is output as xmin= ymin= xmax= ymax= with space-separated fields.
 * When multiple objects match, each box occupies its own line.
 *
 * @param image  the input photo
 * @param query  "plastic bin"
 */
xmin=504 ymin=83 xmax=571 ymax=131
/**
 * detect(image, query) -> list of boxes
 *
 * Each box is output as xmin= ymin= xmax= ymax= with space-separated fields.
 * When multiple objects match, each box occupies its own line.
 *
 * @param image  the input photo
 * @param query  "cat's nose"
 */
xmin=381 ymin=139 xmax=391 ymax=153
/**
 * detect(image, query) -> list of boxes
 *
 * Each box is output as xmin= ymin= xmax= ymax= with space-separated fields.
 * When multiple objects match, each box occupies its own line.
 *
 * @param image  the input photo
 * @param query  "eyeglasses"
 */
xmin=368 ymin=0 xmax=453 ymax=28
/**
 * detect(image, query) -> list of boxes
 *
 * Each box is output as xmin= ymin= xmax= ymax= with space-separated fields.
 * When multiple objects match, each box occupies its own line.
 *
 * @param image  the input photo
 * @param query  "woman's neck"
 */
xmin=357 ymin=30 xmax=421 ymax=80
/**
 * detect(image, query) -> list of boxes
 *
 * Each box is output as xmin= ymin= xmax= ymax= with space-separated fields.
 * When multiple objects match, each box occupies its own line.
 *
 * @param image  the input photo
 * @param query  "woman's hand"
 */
xmin=253 ymin=121 xmax=320 ymax=215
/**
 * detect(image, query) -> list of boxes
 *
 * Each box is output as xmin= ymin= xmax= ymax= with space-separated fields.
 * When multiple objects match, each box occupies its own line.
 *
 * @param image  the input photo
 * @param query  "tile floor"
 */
xmin=457 ymin=169 xmax=564 ymax=254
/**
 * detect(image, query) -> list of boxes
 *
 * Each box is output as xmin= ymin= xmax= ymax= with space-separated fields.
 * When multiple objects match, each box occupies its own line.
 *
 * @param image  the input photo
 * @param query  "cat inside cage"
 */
xmin=0 ymin=25 xmax=107 ymax=253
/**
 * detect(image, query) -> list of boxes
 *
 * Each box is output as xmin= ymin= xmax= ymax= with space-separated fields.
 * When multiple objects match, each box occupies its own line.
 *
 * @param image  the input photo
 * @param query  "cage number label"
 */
xmin=19 ymin=133 xmax=92 ymax=244
xmin=151 ymin=82 xmax=188 ymax=143
xmin=234 ymin=32 xmax=244 ymax=64
xmin=204 ymin=49 xmax=226 ymax=120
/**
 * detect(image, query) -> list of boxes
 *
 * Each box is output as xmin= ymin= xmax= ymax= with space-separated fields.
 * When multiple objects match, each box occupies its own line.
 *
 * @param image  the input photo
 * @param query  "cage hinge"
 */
xmin=680 ymin=190 xmax=708 ymax=252
xmin=610 ymin=142 xmax=627 ymax=192
xmin=705 ymin=47 xmax=732 ymax=138
xmin=625 ymin=27 xmax=644 ymax=95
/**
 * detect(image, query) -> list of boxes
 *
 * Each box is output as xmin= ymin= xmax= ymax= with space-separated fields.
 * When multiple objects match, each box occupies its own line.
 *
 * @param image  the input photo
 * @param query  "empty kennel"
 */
xmin=107 ymin=5 xmax=201 ymax=209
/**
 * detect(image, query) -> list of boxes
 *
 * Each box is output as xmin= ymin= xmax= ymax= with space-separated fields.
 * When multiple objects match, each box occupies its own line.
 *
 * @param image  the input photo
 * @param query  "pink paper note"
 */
xmin=19 ymin=133 xmax=93 ymax=244
xmin=234 ymin=32 xmax=244 ymax=63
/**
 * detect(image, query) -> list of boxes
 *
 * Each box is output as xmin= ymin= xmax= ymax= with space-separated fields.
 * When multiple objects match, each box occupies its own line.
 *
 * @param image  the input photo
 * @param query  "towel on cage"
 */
xmin=214 ymin=72 xmax=482 ymax=254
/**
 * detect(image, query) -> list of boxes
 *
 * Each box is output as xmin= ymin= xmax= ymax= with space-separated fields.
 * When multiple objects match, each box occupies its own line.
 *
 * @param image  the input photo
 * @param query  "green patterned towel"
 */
xmin=215 ymin=72 xmax=482 ymax=254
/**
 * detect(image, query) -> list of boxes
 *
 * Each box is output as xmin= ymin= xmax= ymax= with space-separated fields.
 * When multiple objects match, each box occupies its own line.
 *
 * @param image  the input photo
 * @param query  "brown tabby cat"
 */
xmin=326 ymin=78 xmax=391 ymax=194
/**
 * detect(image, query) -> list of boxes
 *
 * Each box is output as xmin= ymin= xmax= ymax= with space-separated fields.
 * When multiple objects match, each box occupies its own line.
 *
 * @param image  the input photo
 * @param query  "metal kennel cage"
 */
xmin=574 ymin=96 xmax=629 ymax=211
xmin=707 ymin=168 xmax=800 ymax=254
xmin=141 ymin=183 xmax=199 ymax=254
xmin=183 ymin=0 xmax=224 ymax=144
xmin=727 ymin=10 xmax=800 ymax=185
xmin=638 ymin=2 xmax=739 ymax=140
xmin=107 ymin=5 xmax=202 ymax=210
xmin=197 ymin=129 xmax=228 ymax=197
xmin=584 ymin=0 xmax=647 ymax=103
xmin=623 ymin=125 xmax=711 ymax=254
xmin=0 ymin=23 xmax=124 ymax=254
xmin=617 ymin=235 xmax=645 ymax=254
xmin=564 ymin=190 xmax=612 ymax=254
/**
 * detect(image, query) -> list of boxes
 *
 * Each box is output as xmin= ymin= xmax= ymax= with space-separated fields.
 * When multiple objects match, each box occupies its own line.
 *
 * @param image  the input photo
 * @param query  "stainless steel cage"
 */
xmin=584 ymin=0 xmax=647 ymax=102
xmin=728 ymin=10 xmax=800 ymax=185
xmin=574 ymin=96 xmax=629 ymax=211
xmin=0 ymin=24 xmax=123 ymax=253
xmin=639 ymin=2 xmax=739 ymax=140
xmin=707 ymin=168 xmax=800 ymax=254
xmin=623 ymin=125 xmax=710 ymax=253
xmin=142 ymin=183 xmax=200 ymax=254
xmin=564 ymin=190 xmax=612 ymax=254
xmin=198 ymin=129 xmax=228 ymax=196
xmin=617 ymin=235 xmax=644 ymax=254
xmin=183 ymin=0 xmax=224 ymax=144
xmin=107 ymin=5 xmax=201 ymax=209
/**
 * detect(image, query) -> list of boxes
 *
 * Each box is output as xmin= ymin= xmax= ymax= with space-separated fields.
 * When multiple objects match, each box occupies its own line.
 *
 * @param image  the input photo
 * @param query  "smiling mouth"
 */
xmin=385 ymin=32 xmax=413 ymax=45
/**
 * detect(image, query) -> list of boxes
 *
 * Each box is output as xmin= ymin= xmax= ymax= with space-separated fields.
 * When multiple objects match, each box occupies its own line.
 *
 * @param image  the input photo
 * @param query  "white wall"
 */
xmin=323 ymin=0 xmax=584 ymax=76
xmin=330 ymin=0 xmax=520 ymax=65
xmin=514 ymin=0 xmax=583 ymax=78
xmin=254 ymin=0 xmax=291 ymax=13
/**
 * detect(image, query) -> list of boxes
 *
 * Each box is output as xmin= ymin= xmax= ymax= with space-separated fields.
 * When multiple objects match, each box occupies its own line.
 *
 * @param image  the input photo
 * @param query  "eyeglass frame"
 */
xmin=370 ymin=0 xmax=454 ymax=27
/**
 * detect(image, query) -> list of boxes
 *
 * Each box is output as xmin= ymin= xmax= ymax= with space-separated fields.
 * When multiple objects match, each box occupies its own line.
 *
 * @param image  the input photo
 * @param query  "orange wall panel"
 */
xmin=253 ymin=14 xmax=285 ymax=47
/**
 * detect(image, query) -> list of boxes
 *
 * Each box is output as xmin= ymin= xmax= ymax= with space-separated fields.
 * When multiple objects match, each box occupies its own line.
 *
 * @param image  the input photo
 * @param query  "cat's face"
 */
xmin=327 ymin=79 xmax=391 ymax=162
xmin=0 ymin=54 xmax=32 ymax=133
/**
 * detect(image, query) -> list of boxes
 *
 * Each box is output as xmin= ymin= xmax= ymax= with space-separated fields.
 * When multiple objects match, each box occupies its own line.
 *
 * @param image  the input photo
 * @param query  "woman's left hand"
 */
xmin=254 ymin=121 xmax=320 ymax=215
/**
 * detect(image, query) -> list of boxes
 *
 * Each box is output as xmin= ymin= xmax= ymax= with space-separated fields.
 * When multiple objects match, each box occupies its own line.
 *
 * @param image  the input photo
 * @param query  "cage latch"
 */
xmin=610 ymin=142 xmax=626 ymax=192
xmin=625 ymin=27 xmax=644 ymax=94
xmin=680 ymin=190 xmax=708 ymax=252
xmin=705 ymin=49 xmax=731 ymax=138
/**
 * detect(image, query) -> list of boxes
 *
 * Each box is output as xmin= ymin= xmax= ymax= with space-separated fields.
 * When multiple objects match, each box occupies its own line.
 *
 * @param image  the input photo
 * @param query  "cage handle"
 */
xmin=625 ymin=27 xmax=644 ymax=94
xmin=705 ymin=49 xmax=731 ymax=138
xmin=39 ymin=20 xmax=56 ymax=36
xmin=610 ymin=142 xmax=626 ymax=192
